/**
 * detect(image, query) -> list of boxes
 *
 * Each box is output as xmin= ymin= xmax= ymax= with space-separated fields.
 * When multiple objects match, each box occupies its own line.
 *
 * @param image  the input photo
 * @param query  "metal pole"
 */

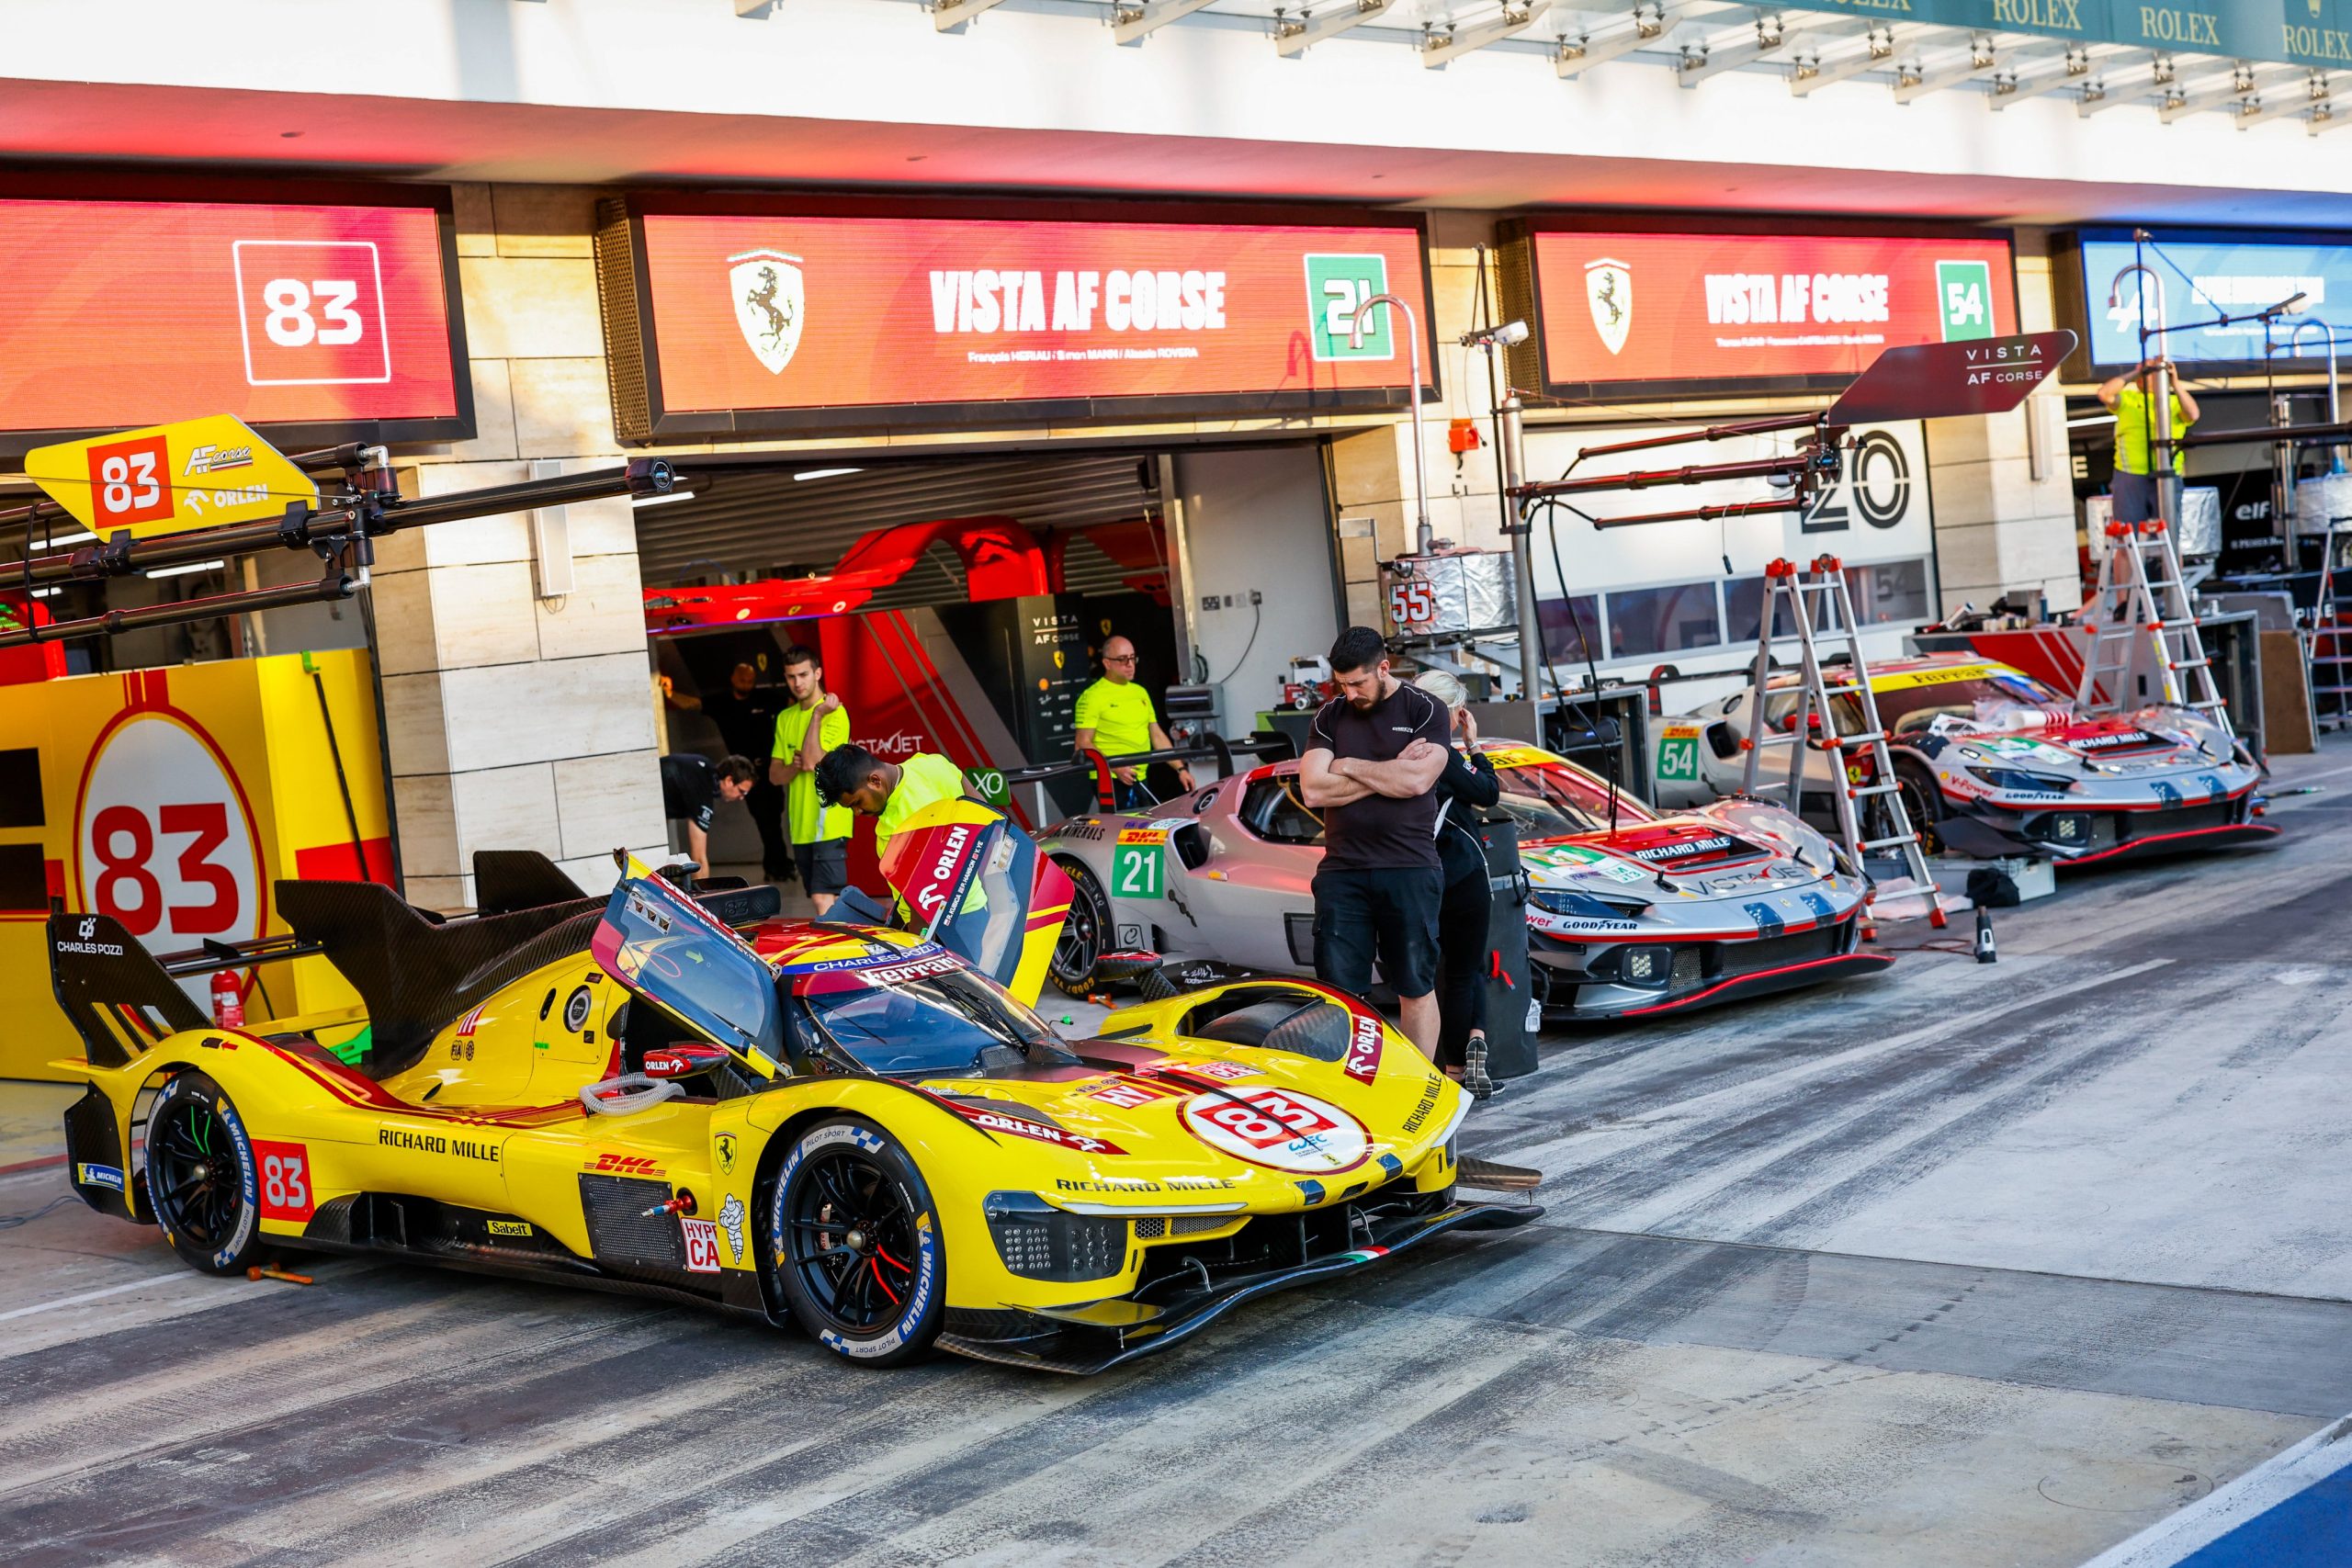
xmin=1498 ymin=389 xmax=1544 ymax=703
xmin=1347 ymin=292 xmax=1431 ymax=555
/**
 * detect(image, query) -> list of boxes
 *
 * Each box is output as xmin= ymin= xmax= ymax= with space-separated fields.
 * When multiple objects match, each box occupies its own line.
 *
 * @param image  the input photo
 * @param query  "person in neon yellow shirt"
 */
xmin=1073 ymin=635 xmax=1192 ymax=809
xmin=2098 ymin=356 xmax=2200 ymax=524
xmin=814 ymin=744 xmax=978 ymax=920
xmin=767 ymin=644 xmax=852 ymax=915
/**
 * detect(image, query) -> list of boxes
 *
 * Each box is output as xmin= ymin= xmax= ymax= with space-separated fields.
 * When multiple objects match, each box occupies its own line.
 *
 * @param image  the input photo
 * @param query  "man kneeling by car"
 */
xmin=1298 ymin=626 xmax=1451 ymax=1059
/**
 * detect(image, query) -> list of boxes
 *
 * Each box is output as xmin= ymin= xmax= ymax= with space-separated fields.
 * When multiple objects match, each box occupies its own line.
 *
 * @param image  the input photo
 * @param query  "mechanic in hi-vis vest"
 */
xmin=768 ymin=643 xmax=852 ymax=915
xmin=814 ymin=743 xmax=978 ymax=921
xmin=1073 ymin=635 xmax=1192 ymax=809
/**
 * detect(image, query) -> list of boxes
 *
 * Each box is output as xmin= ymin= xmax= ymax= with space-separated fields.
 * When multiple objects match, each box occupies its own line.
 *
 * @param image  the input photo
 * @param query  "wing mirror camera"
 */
xmin=640 ymin=1043 xmax=734 ymax=1080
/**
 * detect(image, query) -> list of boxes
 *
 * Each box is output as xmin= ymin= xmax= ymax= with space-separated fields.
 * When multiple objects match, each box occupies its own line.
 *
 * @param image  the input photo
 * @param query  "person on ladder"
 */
xmin=2098 ymin=356 xmax=2199 ymax=527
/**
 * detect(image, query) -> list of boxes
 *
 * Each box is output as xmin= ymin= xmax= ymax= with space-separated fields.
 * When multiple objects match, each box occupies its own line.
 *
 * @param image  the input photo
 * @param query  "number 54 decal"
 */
xmin=253 ymin=1140 xmax=315 ymax=1222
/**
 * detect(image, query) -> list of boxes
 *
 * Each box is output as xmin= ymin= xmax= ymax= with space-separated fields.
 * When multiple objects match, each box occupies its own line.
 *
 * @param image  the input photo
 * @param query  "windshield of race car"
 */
xmin=1491 ymin=761 xmax=1659 ymax=837
xmin=1766 ymin=671 xmax=2063 ymax=738
xmin=791 ymin=963 xmax=1072 ymax=1078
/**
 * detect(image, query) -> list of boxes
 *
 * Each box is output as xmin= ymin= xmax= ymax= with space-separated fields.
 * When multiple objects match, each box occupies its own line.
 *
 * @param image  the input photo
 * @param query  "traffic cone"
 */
xmin=1973 ymin=905 xmax=1996 ymax=964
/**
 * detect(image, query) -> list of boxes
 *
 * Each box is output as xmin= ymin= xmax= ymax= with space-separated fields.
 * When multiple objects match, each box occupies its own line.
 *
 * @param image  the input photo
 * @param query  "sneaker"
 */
xmin=1462 ymin=1036 xmax=1494 ymax=1101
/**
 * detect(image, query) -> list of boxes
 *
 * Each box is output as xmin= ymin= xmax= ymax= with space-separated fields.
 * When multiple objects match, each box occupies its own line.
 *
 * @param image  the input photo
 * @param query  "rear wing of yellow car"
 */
xmin=45 ymin=911 xmax=216 ymax=1068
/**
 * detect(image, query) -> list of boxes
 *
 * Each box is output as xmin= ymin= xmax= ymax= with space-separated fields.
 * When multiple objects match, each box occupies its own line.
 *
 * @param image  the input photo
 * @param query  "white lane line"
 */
xmin=2080 ymin=1410 xmax=2352 ymax=1567
xmin=2273 ymin=758 xmax=2352 ymax=788
xmin=0 ymin=1274 xmax=188 ymax=1324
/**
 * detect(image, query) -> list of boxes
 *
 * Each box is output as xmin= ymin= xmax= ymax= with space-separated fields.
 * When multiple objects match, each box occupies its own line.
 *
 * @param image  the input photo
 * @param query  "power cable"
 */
xmin=1204 ymin=598 xmax=1261 ymax=686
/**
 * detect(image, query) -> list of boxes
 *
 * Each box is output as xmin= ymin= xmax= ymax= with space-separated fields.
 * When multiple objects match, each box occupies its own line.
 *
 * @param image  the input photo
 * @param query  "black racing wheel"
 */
xmin=766 ymin=1117 xmax=944 ymax=1368
xmin=1891 ymin=761 xmax=1946 ymax=857
xmin=1050 ymin=855 xmax=1112 ymax=998
xmin=144 ymin=1071 xmax=268 ymax=1276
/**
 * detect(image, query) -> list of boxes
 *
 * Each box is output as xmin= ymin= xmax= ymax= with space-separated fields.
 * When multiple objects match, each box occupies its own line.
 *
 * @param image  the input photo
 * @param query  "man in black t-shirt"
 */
xmin=659 ymin=752 xmax=756 ymax=872
xmin=667 ymin=661 xmax=791 ymax=882
xmin=1299 ymin=626 xmax=1451 ymax=1055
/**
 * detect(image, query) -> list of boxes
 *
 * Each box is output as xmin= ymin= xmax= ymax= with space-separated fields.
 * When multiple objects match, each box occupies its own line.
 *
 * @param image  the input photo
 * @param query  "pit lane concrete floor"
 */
xmin=3 ymin=747 xmax=2350 ymax=1566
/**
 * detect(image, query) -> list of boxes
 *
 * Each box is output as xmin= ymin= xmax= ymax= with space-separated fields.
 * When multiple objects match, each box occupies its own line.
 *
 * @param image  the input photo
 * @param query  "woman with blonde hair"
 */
xmin=1412 ymin=668 xmax=1501 ymax=1099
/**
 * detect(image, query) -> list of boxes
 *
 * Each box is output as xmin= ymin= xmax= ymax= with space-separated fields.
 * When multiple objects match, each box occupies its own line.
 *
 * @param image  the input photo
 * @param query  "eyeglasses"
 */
xmin=1104 ymin=654 xmax=1136 ymax=664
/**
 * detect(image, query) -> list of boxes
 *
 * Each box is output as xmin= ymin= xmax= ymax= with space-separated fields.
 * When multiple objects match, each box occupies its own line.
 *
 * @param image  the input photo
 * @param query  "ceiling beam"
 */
xmin=2155 ymin=61 xmax=2261 ymax=123
xmin=2311 ymin=98 xmax=2352 ymax=133
xmin=1422 ymin=2 xmax=1549 ymax=67
xmin=2237 ymin=72 xmax=2327 ymax=128
xmin=931 ymin=0 xmax=1007 ymax=30
xmin=2079 ymin=52 xmax=2173 ymax=117
xmin=1789 ymin=25 xmax=1909 ymax=96
xmin=1112 ymin=0 xmax=1221 ymax=46
xmin=1682 ymin=13 xmax=1868 ymax=87
xmin=1555 ymin=4 xmax=1678 ymax=77
xmin=1272 ymin=0 xmax=1392 ymax=57
xmin=1892 ymin=32 xmax=2001 ymax=104
xmin=1989 ymin=43 xmax=2129 ymax=109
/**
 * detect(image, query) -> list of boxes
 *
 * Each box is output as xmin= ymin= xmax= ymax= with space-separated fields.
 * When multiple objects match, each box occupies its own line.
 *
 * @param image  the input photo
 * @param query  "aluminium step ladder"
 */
xmin=1737 ymin=555 xmax=1947 ymax=931
xmin=2075 ymin=518 xmax=2233 ymax=735
xmin=2309 ymin=518 xmax=2352 ymax=732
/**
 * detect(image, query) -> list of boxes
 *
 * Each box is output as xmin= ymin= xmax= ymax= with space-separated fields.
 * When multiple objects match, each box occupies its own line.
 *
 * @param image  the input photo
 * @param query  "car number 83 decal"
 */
xmin=1182 ymin=1088 xmax=1370 ymax=1173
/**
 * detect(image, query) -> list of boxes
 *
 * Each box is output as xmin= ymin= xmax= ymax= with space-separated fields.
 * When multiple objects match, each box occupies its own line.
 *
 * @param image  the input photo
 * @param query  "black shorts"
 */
xmin=1312 ymin=864 xmax=1443 ymax=1000
xmin=2111 ymin=469 xmax=2176 ymax=525
xmin=794 ymin=840 xmax=850 ymax=896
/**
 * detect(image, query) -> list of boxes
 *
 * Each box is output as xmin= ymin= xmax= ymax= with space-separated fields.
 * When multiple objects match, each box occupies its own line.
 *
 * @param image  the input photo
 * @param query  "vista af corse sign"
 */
xmin=1510 ymin=225 xmax=2018 ymax=398
xmin=602 ymin=200 xmax=1434 ymax=438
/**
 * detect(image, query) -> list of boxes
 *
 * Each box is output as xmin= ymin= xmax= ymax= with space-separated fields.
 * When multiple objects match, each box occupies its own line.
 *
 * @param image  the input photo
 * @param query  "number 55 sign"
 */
xmin=25 ymin=414 xmax=321 ymax=540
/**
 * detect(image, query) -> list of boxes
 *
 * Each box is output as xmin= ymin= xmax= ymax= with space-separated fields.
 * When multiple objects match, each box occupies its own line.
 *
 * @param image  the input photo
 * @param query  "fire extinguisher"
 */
xmin=211 ymin=969 xmax=244 ymax=1029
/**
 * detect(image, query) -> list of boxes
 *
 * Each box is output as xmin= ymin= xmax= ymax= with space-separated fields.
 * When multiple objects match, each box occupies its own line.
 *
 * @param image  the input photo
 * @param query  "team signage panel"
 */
xmin=1521 ymin=227 xmax=2017 ymax=399
xmin=613 ymin=203 xmax=1433 ymax=436
xmin=1770 ymin=0 xmax=2350 ymax=73
xmin=2073 ymin=231 xmax=2352 ymax=372
xmin=0 ymin=193 xmax=467 ymax=446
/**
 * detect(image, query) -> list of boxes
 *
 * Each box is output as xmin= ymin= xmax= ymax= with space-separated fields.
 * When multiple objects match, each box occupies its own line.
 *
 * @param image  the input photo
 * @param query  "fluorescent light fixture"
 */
xmin=632 ymin=490 xmax=699 ymax=509
xmin=793 ymin=468 xmax=864 ymax=482
xmin=40 ymin=529 xmax=96 ymax=547
xmin=2067 ymin=413 xmax=2119 ymax=428
xmin=144 ymin=558 xmax=227 ymax=580
xmin=29 ymin=586 xmax=59 ymax=599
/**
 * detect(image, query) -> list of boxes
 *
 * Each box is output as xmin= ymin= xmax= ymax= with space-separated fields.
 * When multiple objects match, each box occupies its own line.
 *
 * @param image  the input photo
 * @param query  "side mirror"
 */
xmin=641 ymin=1043 xmax=733 ymax=1080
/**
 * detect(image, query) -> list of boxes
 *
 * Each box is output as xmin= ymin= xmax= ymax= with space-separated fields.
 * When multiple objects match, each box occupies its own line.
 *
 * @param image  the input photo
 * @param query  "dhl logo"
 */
xmin=586 ymin=1153 xmax=663 ymax=1176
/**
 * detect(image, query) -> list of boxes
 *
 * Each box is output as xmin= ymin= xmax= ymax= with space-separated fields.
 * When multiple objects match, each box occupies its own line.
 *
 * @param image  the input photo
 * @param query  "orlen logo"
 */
xmin=915 ymin=825 xmax=972 ymax=915
xmin=1343 ymin=1014 xmax=1383 ymax=1084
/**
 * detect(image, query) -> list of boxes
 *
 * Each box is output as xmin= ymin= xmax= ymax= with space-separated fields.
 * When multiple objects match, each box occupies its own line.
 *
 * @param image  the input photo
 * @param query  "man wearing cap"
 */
xmin=1073 ymin=635 xmax=1192 ymax=809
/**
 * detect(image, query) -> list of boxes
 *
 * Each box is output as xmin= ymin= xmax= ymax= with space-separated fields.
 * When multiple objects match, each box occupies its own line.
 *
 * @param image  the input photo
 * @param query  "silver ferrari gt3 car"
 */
xmin=1038 ymin=740 xmax=1891 ymax=1021
xmin=1650 ymin=654 xmax=2277 ymax=864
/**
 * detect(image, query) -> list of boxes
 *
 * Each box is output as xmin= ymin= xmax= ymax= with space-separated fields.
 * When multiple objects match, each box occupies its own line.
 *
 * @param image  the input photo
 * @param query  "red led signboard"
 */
xmin=1509 ymin=221 xmax=2018 ymax=400
xmin=0 ymin=182 xmax=469 ymax=452
xmin=603 ymin=197 xmax=1434 ymax=440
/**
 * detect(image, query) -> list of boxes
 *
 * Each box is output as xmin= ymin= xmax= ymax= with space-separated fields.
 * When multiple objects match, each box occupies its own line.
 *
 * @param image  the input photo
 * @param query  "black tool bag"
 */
xmin=1474 ymin=817 xmax=1537 ymax=1079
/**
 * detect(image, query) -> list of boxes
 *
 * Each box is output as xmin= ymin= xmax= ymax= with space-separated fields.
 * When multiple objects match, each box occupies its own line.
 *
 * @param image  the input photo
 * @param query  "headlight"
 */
xmin=1530 ymin=888 xmax=1651 ymax=919
xmin=1615 ymin=946 xmax=1674 ymax=987
xmin=1966 ymin=766 xmax=2073 ymax=794
xmin=982 ymin=1191 xmax=1128 ymax=1282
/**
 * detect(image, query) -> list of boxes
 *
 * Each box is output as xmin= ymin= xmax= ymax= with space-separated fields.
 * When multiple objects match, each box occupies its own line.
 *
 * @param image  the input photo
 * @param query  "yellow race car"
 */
xmin=49 ymin=806 xmax=1538 ymax=1373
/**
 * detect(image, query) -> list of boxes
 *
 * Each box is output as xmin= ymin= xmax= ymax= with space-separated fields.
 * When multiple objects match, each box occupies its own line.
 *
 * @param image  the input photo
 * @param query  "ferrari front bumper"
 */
xmin=934 ymin=1196 xmax=1541 ymax=1375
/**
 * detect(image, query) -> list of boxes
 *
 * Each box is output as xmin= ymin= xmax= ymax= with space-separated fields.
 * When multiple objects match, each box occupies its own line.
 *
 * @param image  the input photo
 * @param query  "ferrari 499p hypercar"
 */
xmin=1038 ymin=740 xmax=1890 ymax=1021
xmin=1650 ymin=653 xmax=2276 ymax=865
xmin=50 ymin=808 xmax=1534 ymax=1374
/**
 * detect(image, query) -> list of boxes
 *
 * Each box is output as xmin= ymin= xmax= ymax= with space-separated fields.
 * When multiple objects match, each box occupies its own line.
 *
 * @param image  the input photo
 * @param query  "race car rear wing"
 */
xmin=45 ymin=911 xmax=209 ymax=1070
xmin=1003 ymin=735 xmax=1295 ymax=812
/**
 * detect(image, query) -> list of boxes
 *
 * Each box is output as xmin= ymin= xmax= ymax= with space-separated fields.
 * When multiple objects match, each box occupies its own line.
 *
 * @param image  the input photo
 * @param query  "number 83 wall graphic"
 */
xmin=0 ymin=650 xmax=393 ymax=1080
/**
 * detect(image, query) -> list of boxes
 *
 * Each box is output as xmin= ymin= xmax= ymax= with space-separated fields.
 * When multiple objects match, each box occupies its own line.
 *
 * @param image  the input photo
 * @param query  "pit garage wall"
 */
xmin=1170 ymin=447 xmax=1340 ymax=730
xmin=373 ymin=185 xmax=668 ymax=908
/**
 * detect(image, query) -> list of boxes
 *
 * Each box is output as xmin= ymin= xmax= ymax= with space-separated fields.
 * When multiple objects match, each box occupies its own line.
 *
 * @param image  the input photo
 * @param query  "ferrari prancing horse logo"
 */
xmin=1585 ymin=256 xmax=1632 ymax=356
xmin=730 ymin=248 xmax=805 ymax=375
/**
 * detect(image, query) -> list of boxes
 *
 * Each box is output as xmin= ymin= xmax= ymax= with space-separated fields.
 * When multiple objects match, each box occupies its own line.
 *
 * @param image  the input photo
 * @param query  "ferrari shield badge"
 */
xmin=730 ymin=248 xmax=805 ymax=374
xmin=1585 ymin=256 xmax=1632 ymax=355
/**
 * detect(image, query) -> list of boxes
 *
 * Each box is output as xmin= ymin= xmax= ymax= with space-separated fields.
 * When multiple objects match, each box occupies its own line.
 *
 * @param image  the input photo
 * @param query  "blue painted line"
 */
xmin=2177 ymin=1467 xmax=2352 ymax=1567
xmin=2083 ymin=1415 xmax=2352 ymax=1568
